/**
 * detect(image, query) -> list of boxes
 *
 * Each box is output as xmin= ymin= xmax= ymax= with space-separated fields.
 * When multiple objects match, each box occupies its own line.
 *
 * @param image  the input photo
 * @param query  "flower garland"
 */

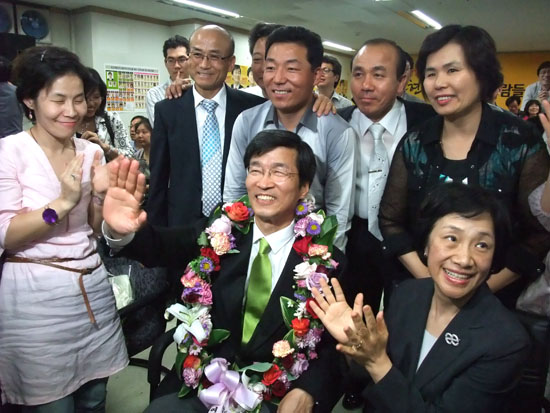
xmin=164 ymin=195 xmax=339 ymax=412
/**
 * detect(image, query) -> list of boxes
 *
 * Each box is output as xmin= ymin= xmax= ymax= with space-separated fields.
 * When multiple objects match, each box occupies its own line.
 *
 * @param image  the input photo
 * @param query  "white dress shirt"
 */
xmin=146 ymin=80 xmax=170 ymax=126
xmin=192 ymin=85 xmax=227 ymax=154
xmin=350 ymin=99 xmax=406 ymax=220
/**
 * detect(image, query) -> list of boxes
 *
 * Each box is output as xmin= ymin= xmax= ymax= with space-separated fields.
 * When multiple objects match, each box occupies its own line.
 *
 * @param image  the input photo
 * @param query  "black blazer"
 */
xmin=121 ymin=221 xmax=346 ymax=411
xmin=147 ymin=86 xmax=265 ymax=226
xmin=360 ymin=278 xmax=529 ymax=412
xmin=337 ymin=97 xmax=436 ymax=130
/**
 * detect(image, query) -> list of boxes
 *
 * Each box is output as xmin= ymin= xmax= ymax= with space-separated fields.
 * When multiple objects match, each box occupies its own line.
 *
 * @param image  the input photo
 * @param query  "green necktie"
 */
xmin=242 ymin=238 xmax=272 ymax=344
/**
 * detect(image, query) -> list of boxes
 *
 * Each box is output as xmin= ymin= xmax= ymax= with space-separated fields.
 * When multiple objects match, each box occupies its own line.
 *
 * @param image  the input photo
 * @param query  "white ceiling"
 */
xmin=19 ymin=0 xmax=550 ymax=54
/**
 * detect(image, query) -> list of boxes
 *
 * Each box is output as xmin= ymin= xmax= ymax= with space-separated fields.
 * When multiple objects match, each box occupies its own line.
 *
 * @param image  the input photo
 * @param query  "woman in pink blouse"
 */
xmin=0 ymin=47 xmax=127 ymax=411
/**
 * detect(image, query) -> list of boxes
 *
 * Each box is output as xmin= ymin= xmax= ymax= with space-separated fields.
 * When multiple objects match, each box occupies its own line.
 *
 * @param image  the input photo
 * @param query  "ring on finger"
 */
xmin=353 ymin=340 xmax=364 ymax=350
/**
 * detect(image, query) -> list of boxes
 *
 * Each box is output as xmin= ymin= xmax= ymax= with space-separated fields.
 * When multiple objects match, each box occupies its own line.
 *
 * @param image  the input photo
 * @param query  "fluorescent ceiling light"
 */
xmin=322 ymin=41 xmax=355 ymax=52
xmin=410 ymin=10 xmax=442 ymax=29
xmin=172 ymin=0 xmax=240 ymax=18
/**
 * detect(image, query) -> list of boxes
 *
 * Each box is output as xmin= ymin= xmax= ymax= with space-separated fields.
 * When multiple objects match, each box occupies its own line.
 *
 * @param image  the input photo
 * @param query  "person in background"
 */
xmin=400 ymin=51 xmax=425 ymax=103
xmin=231 ymin=65 xmax=243 ymax=89
xmin=379 ymin=25 xmax=550 ymax=309
xmin=521 ymin=61 xmax=550 ymax=111
xmin=129 ymin=114 xmax=147 ymax=143
xmin=505 ymin=95 xmax=522 ymax=116
xmin=312 ymin=183 xmax=529 ymax=413
xmin=524 ymin=99 xmax=542 ymax=119
xmin=146 ymin=35 xmax=190 ymax=126
xmin=79 ymin=68 xmax=135 ymax=160
xmin=134 ymin=118 xmax=152 ymax=170
xmin=0 ymin=56 xmax=23 ymax=138
xmin=317 ymin=54 xmax=353 ymax=109
xmin=0 ymin=45 xmax=127 ymax=412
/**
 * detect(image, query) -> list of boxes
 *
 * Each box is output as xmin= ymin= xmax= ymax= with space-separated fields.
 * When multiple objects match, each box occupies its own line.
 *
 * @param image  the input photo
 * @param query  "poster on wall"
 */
xmin=227 ymin=64 xmax=254 ymax=89
xmin=104 ymin=64 xmax=159 ymax=112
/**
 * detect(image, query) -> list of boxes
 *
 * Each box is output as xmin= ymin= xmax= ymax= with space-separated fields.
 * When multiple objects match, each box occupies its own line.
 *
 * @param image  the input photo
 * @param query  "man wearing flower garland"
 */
xmin=102 ymin=130 xmax=346 ymax=412
xmin=223 ymin=26 xmax=356 ymax=250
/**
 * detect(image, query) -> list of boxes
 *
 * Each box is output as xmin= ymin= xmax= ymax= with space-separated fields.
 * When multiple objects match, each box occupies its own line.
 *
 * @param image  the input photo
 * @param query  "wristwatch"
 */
xmin=42 ymin=205 xmax=59 ymax=225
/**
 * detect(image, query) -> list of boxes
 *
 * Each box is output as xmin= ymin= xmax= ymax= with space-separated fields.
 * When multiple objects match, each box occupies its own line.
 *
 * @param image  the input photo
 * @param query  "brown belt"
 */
xmin=5 ymin=250 xmax=101 ymax=324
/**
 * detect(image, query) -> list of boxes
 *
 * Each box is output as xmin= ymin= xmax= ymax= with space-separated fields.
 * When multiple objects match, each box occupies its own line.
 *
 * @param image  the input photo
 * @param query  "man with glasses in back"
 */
xmin=316 ymin=54 xmax=353 ymax=109
xmin=146 ymin=35 xmax=190 ymax=126
xmin=147 ymin=25 xmax=264 ymax=229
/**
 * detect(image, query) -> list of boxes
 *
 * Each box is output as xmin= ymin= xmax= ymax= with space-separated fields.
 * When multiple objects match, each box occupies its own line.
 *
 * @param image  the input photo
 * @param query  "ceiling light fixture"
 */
xmin=171 ymin=0 xmax=240 ymax=18
xmin=410 ymin=10 xmax=442 ymax=29
xmin=322 ymin=41 xmax=355 ymax=53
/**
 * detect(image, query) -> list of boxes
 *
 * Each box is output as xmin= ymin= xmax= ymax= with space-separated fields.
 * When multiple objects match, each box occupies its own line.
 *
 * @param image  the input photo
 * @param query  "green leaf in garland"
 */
xmin=238 ymin=362 xmax=274 ymax=373
xmin=280 ymin=297 xmax=296 ymax=329
xmin=283 ymin=329 xmax=296 ymax=347
xmin=177 ymin=383 xmax=191 ymax=398
xmin=207 ymin=329 xmax=230 ymax=346
xmin=316 ymin=215 xmax=338 ymax=251
xmin=197 ymin=232 xmax=209 ymax=247
xmin=175 ymin=351 xmax=186 ymax=380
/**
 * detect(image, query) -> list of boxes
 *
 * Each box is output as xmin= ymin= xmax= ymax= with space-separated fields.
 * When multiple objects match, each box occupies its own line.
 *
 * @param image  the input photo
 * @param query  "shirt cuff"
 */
xmin=101 ymin=220 xmax=135 ymax=250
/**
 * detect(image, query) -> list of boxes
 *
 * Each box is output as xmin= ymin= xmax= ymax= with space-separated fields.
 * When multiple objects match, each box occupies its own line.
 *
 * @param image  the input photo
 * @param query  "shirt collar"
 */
xmin=193 ymin=84 xmax=227 ymax=111
xmin=358 ymin=98 xmax=403 ymax=137
xmin=420 ymin=102 xmax=497 ymax=146
xmin=263 ymin=102 xmax=318 ymax=133
xmin=252 ymin=220 xmax=296 ymax=254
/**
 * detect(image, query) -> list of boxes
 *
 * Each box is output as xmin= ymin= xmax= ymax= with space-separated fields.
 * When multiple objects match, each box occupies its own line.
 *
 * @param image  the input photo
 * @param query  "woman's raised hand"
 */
xmin=59 ymin=153 xmax=84 ymax=209
xmin=311 ymin=278 xmax=362 ymax=343
xmin=103 ymin=157 xmax=147 ymax=235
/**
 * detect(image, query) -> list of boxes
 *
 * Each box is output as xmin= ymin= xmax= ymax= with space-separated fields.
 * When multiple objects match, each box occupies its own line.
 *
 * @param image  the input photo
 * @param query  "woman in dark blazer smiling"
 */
xmin=312 ymin=183 xmax=529 ymax=412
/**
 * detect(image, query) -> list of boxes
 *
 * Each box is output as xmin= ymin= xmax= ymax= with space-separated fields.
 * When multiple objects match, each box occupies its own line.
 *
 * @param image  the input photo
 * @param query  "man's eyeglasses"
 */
xmin=247 ymin=167 xmax=298 ymax=183
xmin=189 ymin=51 xmax=232 ymax=64
xmin=165 ymin=56 xmax=188 ymax=65
xmin=320 ymin=68 xmax=334 ymax=74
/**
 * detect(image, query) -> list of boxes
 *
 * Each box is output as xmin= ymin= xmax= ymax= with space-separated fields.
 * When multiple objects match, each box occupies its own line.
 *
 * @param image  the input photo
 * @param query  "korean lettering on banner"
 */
xmin=500 ymin=84 xmax=526 ymax=98
xmin=406 ymin=82 xmax=422 ymax=96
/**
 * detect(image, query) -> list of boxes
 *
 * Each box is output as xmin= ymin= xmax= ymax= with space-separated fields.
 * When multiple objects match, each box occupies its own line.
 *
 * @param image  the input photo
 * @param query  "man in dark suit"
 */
xmin=338 ymin=39 xmax=436 ymax=314
xmin=147 ymin=24 xmax=265 ymax=227
xmin=103 ymin=130 xmax=345 ymax=412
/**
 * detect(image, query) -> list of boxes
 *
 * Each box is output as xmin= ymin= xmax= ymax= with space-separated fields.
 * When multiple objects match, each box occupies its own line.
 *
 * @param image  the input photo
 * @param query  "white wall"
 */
xmin=41 ymin=7 xmax=353 ymax=126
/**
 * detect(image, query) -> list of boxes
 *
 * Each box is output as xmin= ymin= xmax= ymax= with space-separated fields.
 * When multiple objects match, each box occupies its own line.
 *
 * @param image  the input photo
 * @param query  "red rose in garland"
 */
xmin=291 ymin=318 xmax=310 ymax=337
xmin=271 ymin=380 xmax=288 ymax=398
xmin=262 ymin=365 xmax=283 ymax=385
xmin=293 ymin=236 xmax=312 ymax=256
xmin=183 ymin=354 xmax=201 ymax=369
xmin=224 ymin=202 xmax=250 ymax=222
xmin=305 ymin=298 xmax=319 ymax=319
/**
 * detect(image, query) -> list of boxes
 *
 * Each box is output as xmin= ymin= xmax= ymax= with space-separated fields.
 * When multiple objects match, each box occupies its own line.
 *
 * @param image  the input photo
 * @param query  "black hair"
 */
xmin=12 ymin=46 xmax=92 ymax=120
xmin=0 ymin=56 xmax=11 ymax=82
xmin=505 ymin=96 xmax=521 ymax=107
xmin=162 ymin=35 xmax=190 ymax=59
xmin=247 ymin=67 xmax=252 ymax=76
xmin=524 ymin=99 xmax=542 ymax=115
xmin=131 ymin=115 xmax=147 ymax=124
xmin=243 ymin=130 xmax=316 ymax=188
xmin=233 ymin=65 xmax=241 ymax=74
xmin=352 ymin=38 xmax=406 ymax=79
xmin=248 ymin=23 xmax=284 ymax=55
xmin=86 ymin=67 xmax=107 ymax=115
xmin=322 ymin=55 xmax=342 ymax=88
xmin=537 ymin=61 xmax=550 ymax=76
xmin=265 ymin=26 xmax=323 ymax=71
xmin=415 ymin=182 xmax=511 ymax=274
xmin=416 ymin=25 xmax=503 ymax=102
xmin=135 ymin=118 xmax=152 ymax=134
